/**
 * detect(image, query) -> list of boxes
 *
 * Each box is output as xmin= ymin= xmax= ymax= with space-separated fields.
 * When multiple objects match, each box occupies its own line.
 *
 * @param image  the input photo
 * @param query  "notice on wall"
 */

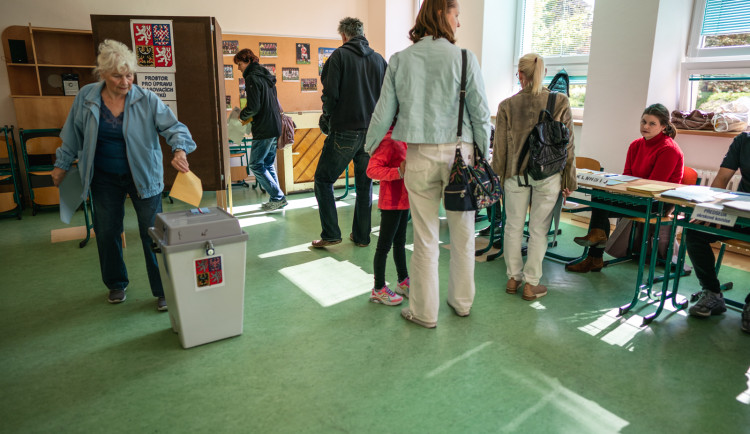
xmin=137 ymin=73 xmax=178 ymax=117
xmin=131 ymin=19 xmax=178 ymax=116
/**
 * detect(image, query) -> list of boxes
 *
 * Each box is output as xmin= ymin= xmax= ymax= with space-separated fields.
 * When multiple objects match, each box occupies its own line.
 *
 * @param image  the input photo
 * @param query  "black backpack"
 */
xmin=548 ymin=69 xmax=570 ymax=96
xmin=516 ymin=91 xmax=570 ymax=186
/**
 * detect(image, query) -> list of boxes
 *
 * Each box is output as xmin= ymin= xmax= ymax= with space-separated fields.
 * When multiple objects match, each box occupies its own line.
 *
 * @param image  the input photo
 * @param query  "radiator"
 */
xmin=695 ymin=169 xmax=742 ymax=191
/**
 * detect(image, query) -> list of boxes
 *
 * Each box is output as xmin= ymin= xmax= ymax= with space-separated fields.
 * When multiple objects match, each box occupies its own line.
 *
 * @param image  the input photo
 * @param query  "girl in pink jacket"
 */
xmin=366 ymin=127 xmax=409 ymax=305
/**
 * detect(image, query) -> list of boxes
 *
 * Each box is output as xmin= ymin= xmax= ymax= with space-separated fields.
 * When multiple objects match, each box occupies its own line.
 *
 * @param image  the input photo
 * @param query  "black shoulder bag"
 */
xmin=443 ymin=49 xmax=502 ymax=212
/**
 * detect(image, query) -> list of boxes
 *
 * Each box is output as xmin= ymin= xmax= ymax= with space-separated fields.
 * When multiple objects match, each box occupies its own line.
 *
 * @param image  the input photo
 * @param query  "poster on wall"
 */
xmin=296 ymin=43 xmax=310 ymax=64
xmin=226 ymin=95 xmax=231 ymax=110
xmin=223 ymin=40 xmax=238 ymax=55
xmin=262 ymin=64 xmax=276 ymax=75
xmin=282 ymin=67 xmax=299 ymax=82
xmin=224 ymin=65 xmax=233 ymax=79
xmin=318 ymin=47 xmax=335 ymax=76
xmin=131 ymin=20 xmax=176 ymax=73
xmin=301 ymin=78 xmax=317 ymax=92
xmin=259 ymin=42 xmax=277 ymax=57
xmin=239 ymin=78 xmax=246 ymax=99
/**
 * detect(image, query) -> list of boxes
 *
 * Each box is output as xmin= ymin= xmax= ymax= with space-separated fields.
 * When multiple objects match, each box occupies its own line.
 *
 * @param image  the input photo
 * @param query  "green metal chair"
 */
xmin=19 ymin=128 xmax=62 ymax=215
xmin=0 ymin=126 xmax=23 ymax=219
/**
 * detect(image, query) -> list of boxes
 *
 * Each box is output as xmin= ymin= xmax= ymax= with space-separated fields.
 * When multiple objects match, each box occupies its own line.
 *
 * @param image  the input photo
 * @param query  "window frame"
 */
xmin=514 ymin=0 xmax=595 ymax=119
xmin=687 ymin=0 xmax=750 ymax=58
xmin=680 ymin=0 xmax=750 ymax=111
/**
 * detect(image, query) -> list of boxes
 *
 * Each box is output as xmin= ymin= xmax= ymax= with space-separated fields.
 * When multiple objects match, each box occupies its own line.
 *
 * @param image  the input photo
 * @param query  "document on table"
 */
xmin=59 ymin=166 xmax=83 ymax=224
xmin=169 ymin=171 xmax=203 ymax=207
xmin=660 ymin=186 xmax=721 ymax=203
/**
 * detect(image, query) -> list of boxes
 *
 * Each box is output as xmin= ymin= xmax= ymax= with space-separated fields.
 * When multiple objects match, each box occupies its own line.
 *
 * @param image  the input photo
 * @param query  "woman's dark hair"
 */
xmin=642 ymin=103 xmax=677 ymax=139
xmin=234 ymin=48 xmax=259 ymax=65
xmin=408 ymin=0 xmax=458 ymax=44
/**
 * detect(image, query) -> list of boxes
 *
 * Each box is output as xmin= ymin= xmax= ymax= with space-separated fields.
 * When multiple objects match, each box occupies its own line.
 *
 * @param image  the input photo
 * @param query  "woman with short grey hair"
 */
xmin=52 ymin=39 xmax=197 ymax=311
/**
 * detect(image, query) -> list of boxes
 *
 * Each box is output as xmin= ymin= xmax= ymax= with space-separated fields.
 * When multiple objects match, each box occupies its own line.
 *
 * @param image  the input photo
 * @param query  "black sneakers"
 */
xmin=107 ymin=289 xmax=126 ymax=304
xmin=688 ymin=290 xmax=727 ymax=317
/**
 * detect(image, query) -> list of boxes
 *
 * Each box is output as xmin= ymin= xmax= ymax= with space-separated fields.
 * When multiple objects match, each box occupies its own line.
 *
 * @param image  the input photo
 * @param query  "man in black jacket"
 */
xmin=312 ymin=17 xmax=387 ymax=248
xmin=234 ymin=48 xmax=286 ymax=211
xmin=685 ymin=132 xmax=750 ymax=333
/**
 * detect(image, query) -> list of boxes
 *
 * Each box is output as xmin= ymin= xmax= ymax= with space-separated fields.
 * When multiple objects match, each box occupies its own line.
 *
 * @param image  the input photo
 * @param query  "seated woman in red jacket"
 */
xmin=566 ymin=103 xmax=684 ymax=273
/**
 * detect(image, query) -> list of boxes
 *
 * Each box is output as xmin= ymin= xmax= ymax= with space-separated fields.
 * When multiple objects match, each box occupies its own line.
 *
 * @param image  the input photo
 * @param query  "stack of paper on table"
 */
xmin=660 ymin=186 xmax=722 ymax=203
xmin=625 ymin=183 xmax=674 ymax=195
xmin=721 ymin=200 xmax=750 ymax=219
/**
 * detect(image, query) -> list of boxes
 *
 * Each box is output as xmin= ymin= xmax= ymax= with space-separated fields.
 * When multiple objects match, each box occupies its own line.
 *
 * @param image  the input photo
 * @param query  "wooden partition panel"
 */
xmin=90 ymin=15 xmax=226 ymax=192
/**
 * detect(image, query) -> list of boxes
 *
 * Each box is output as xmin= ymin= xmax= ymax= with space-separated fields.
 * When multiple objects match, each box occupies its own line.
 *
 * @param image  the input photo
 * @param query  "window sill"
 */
xmin=675 ymin=128 xmax=741 ymax=138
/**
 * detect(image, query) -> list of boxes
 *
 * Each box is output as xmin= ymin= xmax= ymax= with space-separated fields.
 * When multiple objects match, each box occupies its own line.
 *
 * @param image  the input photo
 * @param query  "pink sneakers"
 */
xmin=370 ymin=286 xmax=404 ymax=306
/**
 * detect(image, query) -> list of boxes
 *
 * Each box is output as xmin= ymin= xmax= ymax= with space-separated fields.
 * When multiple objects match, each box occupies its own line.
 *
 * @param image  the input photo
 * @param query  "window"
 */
xmin=519 ymin=0 xmax=595 ymax=58
xmin=516 ymin=0 xmax=595 ymax=114
xmin=689 ymin=0 xmax=750 ymax=58
xmin=687 ymin=74 xmax=750 ymax=112
xmin=681 ymin=0 xmax=750 ymax=112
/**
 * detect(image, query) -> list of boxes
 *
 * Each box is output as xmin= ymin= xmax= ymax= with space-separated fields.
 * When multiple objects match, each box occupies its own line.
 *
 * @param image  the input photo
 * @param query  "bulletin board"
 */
xmin=222 ymin=34 xmax=340 ymax=115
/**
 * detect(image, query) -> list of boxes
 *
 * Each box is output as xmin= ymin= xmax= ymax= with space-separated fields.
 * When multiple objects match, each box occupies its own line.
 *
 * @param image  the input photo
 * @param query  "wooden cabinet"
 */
xmin=2 ymin=25 xmax=97 ymax=129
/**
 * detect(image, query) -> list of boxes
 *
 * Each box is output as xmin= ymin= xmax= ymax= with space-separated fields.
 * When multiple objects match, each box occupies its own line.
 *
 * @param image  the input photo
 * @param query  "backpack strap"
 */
xmin=457 ymin=49 xmax=467 ymax=139
xmin=546 ymin=91 xmax=557 ymax=118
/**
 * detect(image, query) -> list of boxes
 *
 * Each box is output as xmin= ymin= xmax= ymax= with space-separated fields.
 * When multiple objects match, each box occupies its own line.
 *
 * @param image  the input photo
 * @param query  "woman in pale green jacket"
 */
xmin=366 ymin=0 xmax=491 ymax=329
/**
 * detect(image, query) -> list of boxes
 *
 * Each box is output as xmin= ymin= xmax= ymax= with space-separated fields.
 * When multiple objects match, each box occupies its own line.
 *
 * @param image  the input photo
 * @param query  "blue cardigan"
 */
xmin=56 ymin=82 xmax=196 ymax=201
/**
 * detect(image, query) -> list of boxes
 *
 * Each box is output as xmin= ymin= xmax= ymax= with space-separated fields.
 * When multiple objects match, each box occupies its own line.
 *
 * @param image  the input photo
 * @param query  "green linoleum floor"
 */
xmin=1 ymin=186 xmax=750 ymax=433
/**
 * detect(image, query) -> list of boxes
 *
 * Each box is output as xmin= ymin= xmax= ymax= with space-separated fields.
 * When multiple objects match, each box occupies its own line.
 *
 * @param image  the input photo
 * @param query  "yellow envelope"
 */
xmin=169 ymin=171 xmax=203 ymax=207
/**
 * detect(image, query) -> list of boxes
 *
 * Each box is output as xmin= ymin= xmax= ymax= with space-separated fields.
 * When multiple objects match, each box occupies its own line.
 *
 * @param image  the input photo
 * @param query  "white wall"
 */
xmin=383 ymin=0 xmax=414 ymax=60
xmin=479 ymin=0 xmax=518 ymax=114
xmin=0 ymin=0 xmax=371 ymax=127
xmin=579 ymin=0 xmax=660 ymax=171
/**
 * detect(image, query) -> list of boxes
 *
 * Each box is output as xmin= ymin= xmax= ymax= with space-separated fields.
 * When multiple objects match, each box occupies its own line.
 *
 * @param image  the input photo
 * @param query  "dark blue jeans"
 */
xmin=249 ymin=137 xmax=284 ymax=201
xmin=90 ymin=170 xmax=163 ymax=297
xmin=314 ymin=129 xmax=372 ymax=243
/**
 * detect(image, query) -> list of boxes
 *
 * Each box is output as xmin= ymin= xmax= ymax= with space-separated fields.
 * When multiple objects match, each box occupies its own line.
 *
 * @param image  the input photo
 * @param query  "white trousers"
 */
xmin=404 ymin=142 xmax=476 ymax=323
xmin=503 ymin=174 xmax=561 ymax=286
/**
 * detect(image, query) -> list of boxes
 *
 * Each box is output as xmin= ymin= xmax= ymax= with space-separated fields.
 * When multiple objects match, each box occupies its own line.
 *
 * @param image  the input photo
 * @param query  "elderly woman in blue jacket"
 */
xmin=51 ymin=39 xmax=196 ymax=311
xmin=365 ymin=0 xmax=491 ymax=328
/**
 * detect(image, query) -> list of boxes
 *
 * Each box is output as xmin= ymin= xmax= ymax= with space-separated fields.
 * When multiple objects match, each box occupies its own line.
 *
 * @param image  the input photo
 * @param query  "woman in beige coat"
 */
xmin=491 ymin=53 xmax=576 ymax=301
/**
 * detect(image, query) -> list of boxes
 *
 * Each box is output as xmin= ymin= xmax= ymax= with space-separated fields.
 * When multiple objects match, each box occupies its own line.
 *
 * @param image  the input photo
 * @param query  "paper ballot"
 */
xmin=59 ymin=166 xmax=83 ymax=224
xmin=169 ymin=171 xmax=203 ymax=207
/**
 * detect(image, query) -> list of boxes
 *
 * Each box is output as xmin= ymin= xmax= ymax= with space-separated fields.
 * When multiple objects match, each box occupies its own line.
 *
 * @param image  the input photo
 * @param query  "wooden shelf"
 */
xmin=3 ymin=24 xmax=96 ymax=128
xmin=675 ymin=128 xmax=741 ymax=138
xmin=38 ymin=64 xmax=95 ymax=68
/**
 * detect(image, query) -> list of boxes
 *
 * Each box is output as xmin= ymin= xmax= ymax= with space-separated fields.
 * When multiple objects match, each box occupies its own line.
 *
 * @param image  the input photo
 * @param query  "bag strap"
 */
xmin=456 ymin=49 xmax=467 ymax=139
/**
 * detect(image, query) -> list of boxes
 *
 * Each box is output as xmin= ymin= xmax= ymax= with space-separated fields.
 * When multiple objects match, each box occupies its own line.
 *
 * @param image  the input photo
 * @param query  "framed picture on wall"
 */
xmin=226 ymin=95 xmax=231 ymax=110
xmin=282 ymin=67 xmax=299 ymax=82
xmin=223 ymin=65 xmax=233 ymax=79
xmin=296 ymin=43 xmax=310 ymax=64
xmin=259 ymin=42 xmax=277 ymax=57
xmin=301 ymin=78 xmax=317 ymax=92
xmin=223 ymin=40 xmax=238 ymax=55
xmin=262 ymin=64 xmax=276 ymax=75
xmin=318 ymin=47 xmax=335 ymax=76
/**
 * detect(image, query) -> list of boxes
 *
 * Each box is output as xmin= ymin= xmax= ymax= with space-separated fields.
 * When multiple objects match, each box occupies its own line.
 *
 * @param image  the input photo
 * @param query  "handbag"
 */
xmin=670 ymin=110 xmax=714 ymax=130
xmin=276 ymin=99 xmax=296 ymax=149
xmin=443 ymin=49 xmax=502 ymax=212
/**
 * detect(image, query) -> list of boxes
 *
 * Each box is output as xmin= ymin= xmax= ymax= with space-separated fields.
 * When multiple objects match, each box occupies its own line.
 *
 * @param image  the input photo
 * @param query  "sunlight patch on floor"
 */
xmin=426 ymin=342 xmax=492 ymax=378
xmin=737 ymin=366 xmax=750 ymax=405
xmin=279 ymin=257 xmax=372 ymax=307
xmin=577 ymin=307 xmax=648 ymax=351
xmin=499 ymin=368 xmax=629 ymax=433
xmin=258 ymin=242 xmax=313 ymax=258
xmin=237 ymin=215 xmax=276 ymax=227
